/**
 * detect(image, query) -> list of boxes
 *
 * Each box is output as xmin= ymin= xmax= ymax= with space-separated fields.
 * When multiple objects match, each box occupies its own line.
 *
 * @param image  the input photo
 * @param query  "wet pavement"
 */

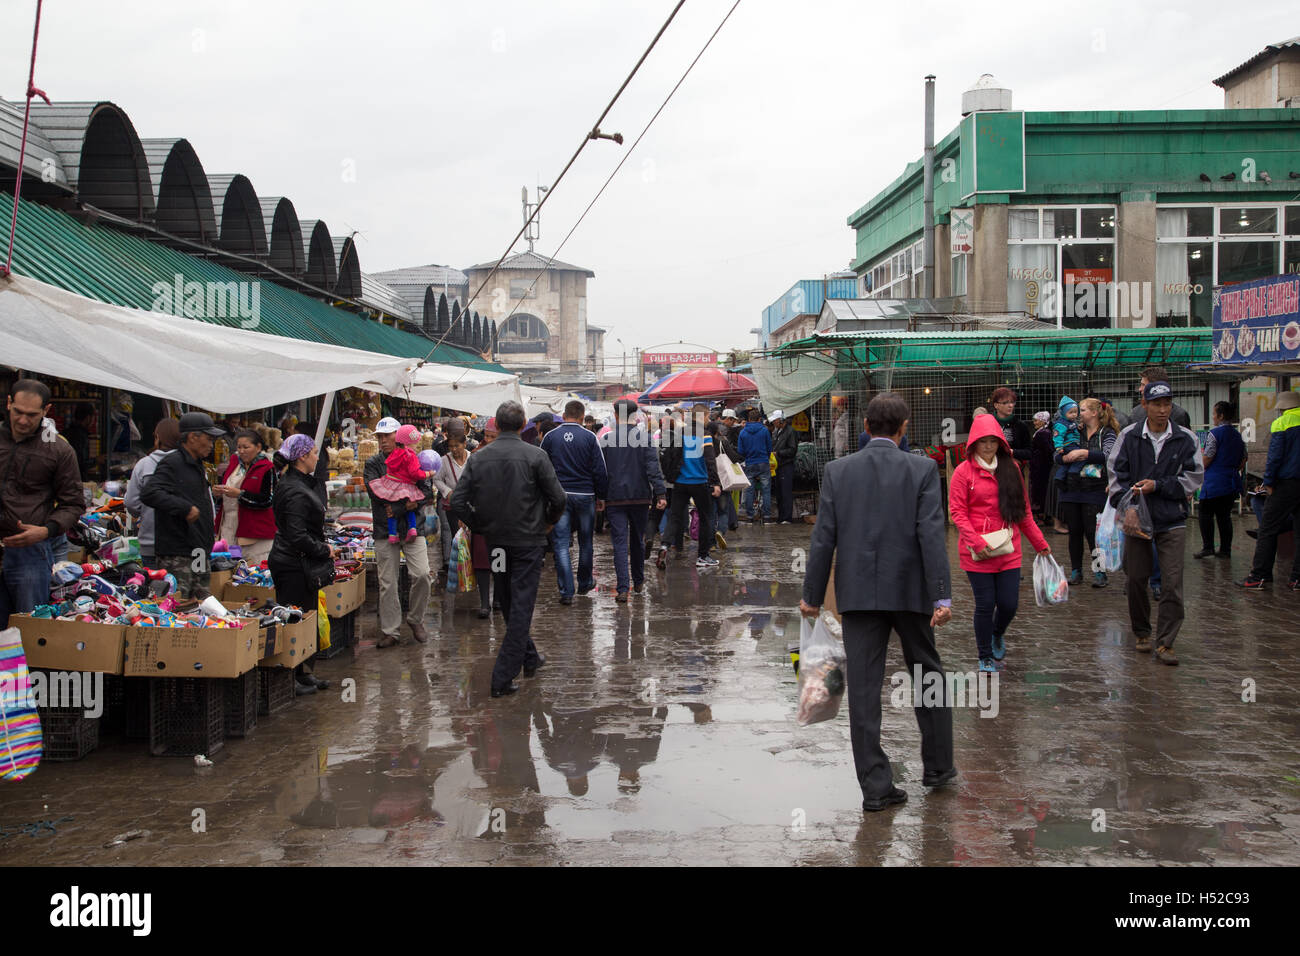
xmin=3 ymin=517 xmax=1299 ymax=866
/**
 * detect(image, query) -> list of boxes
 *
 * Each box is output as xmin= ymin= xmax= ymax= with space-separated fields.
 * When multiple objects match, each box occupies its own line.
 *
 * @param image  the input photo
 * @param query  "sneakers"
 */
xmin=714 ymin=530 xmax=727 ymax=550
xmin=978 ymin=657 xmax=998 ymax=673
xmin=1239 ymin=575 xmax=1267 ymax=590
xmin=1092 ymin=571 xmax=1109 ymax=588
xmin=1155 ymin=646 xmax=1179 ymax=666
xmin=991 ymin=633 xmax=1005 ymax=661
xmin=1068 ymin=569 xmax=1082 ymax=586
xmin=696 ymin=555 xmax=719 ymax=568
xmin=1135 ymin=635 xmax=1153 ymax=653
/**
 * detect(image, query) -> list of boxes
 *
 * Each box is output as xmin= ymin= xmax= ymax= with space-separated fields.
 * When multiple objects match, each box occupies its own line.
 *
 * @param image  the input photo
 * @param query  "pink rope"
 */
xmin=2 ymin=0 xmax=49 ymax=278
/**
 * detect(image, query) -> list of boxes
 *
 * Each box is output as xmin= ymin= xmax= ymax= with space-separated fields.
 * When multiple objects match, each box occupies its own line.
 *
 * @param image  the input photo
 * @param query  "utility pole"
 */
xmin=923 ymin=75 xmax=936 ymax=298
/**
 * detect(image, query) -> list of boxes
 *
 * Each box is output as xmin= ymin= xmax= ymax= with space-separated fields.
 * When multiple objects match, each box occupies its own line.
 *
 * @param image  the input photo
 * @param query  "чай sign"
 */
xmin=1211 ymin=273 xmax=1300 ymax=365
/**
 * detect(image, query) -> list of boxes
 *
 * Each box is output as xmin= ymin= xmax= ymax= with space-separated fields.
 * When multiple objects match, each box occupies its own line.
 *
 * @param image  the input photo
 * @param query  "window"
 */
xmin=951 ymin=254 xmax=968 ymax=296
xmin=509 ymin=278 xmax=536 ymax=299
xmin=1156 ymin=203 xmax=1294 ymax=326
xmin=1007 ymin=205 xmax=1115 ymax=327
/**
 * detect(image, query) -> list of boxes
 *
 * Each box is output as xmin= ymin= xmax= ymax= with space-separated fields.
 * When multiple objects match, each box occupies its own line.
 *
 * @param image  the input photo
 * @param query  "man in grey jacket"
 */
xmin=801 ymin=392 xmax=955 ymax=812
xmin=125 ymin=418 xmax=180 ymax=564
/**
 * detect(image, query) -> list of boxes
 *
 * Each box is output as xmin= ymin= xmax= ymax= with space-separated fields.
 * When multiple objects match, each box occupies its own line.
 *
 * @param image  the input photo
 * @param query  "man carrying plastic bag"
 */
xmin=1106 ymin=381 xmax=1204 ymax=665
xmin=799 ymin=393 xmax=956 ymax=813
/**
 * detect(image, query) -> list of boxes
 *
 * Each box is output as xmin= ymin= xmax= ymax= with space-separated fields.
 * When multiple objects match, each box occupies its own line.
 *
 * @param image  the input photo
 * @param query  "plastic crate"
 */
xmin=222 ymin=669 xmax=259 ymax=738
xmin=102 ymin=675 xmax=151 ymax=738
xmin=37 ymin=707 xmax=100 ymax=761
xmin=318 ymin=610 xmax=356 ymax=659
xmin=258 ymin=666 xmax=294 ymax=716
xmin=149 ymin=677 xmax=225 ymax=758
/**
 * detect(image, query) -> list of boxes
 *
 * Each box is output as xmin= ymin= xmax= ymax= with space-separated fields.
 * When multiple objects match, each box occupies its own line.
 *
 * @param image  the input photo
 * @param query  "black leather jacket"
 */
xmin=269 ymin=467 xmax=331 ymax=568
xmin=140 ymin=445 xmax=215 ymax=558
xmin=448 ymin=432 xmax=567 ymax=548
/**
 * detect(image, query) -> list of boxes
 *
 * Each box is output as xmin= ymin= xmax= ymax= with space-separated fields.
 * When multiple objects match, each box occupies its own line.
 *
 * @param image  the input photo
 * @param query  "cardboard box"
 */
xmin=11 ymin=616 xmax=127 ymax=674
xmin=258 ymin=612 xmax=318 ymax=668
xmin=222 ymin=581 xmax=276 ymax=606
xmin=323 ymin=569 xmax=366 ymax=618
xmin=122 ymin=621 xmax=259 ymax=678
xmin=208 ymin=569 xmax=234 ymax=597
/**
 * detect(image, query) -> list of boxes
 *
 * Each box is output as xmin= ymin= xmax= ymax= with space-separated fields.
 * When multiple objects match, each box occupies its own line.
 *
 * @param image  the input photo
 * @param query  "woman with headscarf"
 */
xmin=1029 ymin=411 xmax=1053 ymax=521
xmin=269 ymin=433 xmax=334 ymax=695
xmin=213 ymin=429 xmax=277 ymax=566
xmin=126 ymin=418 xmax=181 ymax=565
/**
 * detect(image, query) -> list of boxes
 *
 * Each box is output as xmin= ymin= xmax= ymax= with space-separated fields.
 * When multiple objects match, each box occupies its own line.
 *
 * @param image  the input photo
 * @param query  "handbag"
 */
xmin=304 ymin=552 xmax=336 ymax=591
xmin=969 ymin=527 xmax=1014 ymax=561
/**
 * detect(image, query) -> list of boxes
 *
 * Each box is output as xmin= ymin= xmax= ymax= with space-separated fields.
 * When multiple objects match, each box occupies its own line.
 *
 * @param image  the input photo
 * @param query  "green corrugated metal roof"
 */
xmin=0 ymin=192 xmax=508 ymax=372
xmin=775 ymin=327 xmax=1212 ymax=370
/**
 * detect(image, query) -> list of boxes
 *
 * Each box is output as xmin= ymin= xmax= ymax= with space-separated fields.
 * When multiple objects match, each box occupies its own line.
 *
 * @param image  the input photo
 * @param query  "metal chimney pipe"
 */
xmin=923 ymin=75 xmax=936 ymax=298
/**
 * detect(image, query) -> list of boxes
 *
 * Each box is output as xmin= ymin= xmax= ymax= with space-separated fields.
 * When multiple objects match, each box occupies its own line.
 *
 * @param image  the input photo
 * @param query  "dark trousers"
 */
xmin=715 ymin=488 xmax=737 ymax=530
xmin=1061 ymin=501 xmax=1099 ymax=573
xmin=490 ymin=543 xmax=545 ymax=690
xmin=1250 ymin=478 xmax=1300 ymax=581
xmin=606 ymin=504 xmax=649 ymax=593
xmin=775 ymin=462 xmax=795 ymax=522
xmin=666 ymin=483 xmax=714 ymax=558
xmin=841 ymin=610 xmax=954 ymax=800
xmin=272 ymin=563 xmax=319 ymax=676
xmin=965 ymin=568 xmax=1020 ymax=660
xmin=1124 ymin=527 xmax=1185 ymax=649
xmin=1199 ymin=494 xmax=1237 ymax=554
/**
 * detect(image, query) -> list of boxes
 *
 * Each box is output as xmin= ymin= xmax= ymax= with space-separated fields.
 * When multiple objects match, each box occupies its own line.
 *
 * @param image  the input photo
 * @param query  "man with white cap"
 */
xmin=365 ymin=416 xmax=433 ymax=647
xmin=771 ymin=410 xmax=799 ymax=524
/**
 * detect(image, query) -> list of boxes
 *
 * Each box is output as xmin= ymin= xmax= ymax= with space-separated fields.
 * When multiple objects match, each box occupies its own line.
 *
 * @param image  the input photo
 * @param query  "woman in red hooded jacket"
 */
xmin=949 ymin=414 xmax=1051 ymax=673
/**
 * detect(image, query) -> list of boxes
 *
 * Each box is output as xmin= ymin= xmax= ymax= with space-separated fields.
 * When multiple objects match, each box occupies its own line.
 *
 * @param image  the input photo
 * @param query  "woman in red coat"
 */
xmin=214 ymin=429 xmax=278 ymax=566
xmin=949 ymin=414 xmax=1051 ymax=673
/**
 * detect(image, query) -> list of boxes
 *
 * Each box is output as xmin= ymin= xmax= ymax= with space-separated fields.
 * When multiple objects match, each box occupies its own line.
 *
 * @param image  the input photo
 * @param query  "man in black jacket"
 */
xmin=141 ymin=411 xmax=225 ymax=601
xmin=450 ymin=401 xmax=567 ymax=697
xmin=801 ymin=392 xmax=954 ymax=811
xmin=600 ymin=400 xmax=666 ymax=603
xmin=771 ymin=410 xmax=799 ymax=523
xmin=1107 ymin=381 xmax=1204 ymax=665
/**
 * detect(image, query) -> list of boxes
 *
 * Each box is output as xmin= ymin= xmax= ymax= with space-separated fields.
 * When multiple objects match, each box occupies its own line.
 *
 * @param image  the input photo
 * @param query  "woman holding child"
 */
xmin=1054 ymin=397 xmax=1120 ymax=588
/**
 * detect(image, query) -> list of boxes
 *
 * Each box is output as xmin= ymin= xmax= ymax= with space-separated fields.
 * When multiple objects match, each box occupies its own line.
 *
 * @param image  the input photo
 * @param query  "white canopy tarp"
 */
xmin=0 ymin=273 xmax=525 ymax=415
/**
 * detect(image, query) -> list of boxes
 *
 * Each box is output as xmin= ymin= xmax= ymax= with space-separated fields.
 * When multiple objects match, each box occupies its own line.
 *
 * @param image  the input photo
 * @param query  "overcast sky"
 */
xmin=4 ymin=1 xmax=1293 ymax=365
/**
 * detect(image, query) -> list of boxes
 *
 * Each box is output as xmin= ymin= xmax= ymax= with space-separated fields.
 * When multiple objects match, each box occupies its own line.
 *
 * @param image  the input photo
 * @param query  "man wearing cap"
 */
xmin=771 ymin=410 xmax=799 ymax=524
xmin=0 ymin=378 xmax=86 ymax=628
xmin=1240 ymin=390 xmax=1300 ymax=591
xmin=141 ymin=411 xmax=226 ymax=602
xmin=1107 ymin=380 xmax=1204 ymax=665
xmin=365 ymin=416 xmax=433 ymax=647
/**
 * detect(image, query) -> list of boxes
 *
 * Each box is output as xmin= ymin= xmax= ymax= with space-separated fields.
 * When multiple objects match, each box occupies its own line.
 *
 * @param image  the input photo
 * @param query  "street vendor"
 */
xmin=0 ymin=379 xmax=86 ymax=628
xmin=214 ymin=429 xmax=278 ymax=566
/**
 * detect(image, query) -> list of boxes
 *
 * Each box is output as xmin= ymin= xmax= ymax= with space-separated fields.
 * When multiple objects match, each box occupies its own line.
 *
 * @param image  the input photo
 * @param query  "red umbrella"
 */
xmin=611 ymin=391 xmax=644 ymax=405
xmin=639 ymin=368 xmax=757 ymax=403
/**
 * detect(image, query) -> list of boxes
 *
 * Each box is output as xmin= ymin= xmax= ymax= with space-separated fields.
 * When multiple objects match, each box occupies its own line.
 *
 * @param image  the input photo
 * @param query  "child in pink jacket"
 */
xmin=368 ymin=424 xmax=432 ymax=542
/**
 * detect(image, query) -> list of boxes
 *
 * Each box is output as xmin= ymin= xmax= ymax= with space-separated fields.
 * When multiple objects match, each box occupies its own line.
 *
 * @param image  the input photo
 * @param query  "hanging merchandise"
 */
xmin=0 ymin=628 xmax=42 ymax=781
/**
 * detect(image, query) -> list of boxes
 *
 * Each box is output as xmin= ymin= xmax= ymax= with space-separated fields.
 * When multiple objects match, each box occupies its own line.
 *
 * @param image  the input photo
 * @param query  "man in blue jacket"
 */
xmin=1107 ymin=381 xmax=1204 ymax=665
xmin=542 ymin=400 xmax=610 ymax=605
xmin=1241 ymin=390 xmax=1300 ymax=590
xmin=737 ymin=409 xmax=772 ymax=523
xmin=599 ymin=400 xmax=667 ymax=603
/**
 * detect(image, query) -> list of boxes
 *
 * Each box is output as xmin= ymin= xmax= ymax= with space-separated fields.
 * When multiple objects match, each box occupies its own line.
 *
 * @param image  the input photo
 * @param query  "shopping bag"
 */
xmin=688 ymin=508 xmax=699 ymax=541
xmin=1092 ymin=501 xmax=1123 ymax=573
xmin=316 ymin=591 xmax=331 ymax=651
xmin=715 ymin=453 xmax=750 ymax=492
xmin=454 ymin=530 xmax=476 ymax=593
xmin=769 ymin=452 xmax=777 ymax=477
xmin=795 ymin=614 xmax=847 ymax=726
xmin=446 ymin=532 xmax=461 ymax=592
xmin=0 ymin=627 xmax=42 ymax=781
xmin=1033 ymin=553 xmax=1070 ymax=607
xmin=1116 ymin=487 xmax=1154 ymax=540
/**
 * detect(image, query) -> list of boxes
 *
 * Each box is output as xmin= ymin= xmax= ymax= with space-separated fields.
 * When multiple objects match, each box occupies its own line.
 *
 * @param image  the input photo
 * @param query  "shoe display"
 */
xmin=862 ymin=786 xmax=908 ymax=812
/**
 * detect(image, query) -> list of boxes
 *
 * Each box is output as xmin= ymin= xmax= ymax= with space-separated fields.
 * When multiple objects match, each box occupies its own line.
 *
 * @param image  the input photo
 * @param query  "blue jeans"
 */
xmin=0 ymin=539 xmax=55 ymax=629
xmin=606 ymin=504 xmax=649 ymax=593
xmin=1150 ymin=541 xmax=1162 ymax=591
xmin=741 ymin=463 xmax=771 ymax=518
xmin=551 ymin=493 xmax=596 ymax=599
xmin=965 ymin=568 xmax=1021 ymax=661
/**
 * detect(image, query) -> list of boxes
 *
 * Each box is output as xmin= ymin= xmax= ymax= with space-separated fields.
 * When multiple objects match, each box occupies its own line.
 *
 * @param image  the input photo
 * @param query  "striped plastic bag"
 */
xmin=0 ymin=627 xmax=42 ymax=781
xmin=455 ymin=530 xmax=476 ymax=594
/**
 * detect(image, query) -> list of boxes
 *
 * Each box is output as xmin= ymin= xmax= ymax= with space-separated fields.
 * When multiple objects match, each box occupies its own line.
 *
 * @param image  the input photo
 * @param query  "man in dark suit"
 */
xmin=801 ymin=392 xmax=956 ymax=812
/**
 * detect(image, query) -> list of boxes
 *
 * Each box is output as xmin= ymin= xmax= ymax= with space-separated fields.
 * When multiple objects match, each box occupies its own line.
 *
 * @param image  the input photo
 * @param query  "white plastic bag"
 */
xmin=1033 ymin=553 xmax=1069 ymax=607
xmin=1092 ymin=500 xmax=1123 ymax=573
xmin=796 ymin=614 xmax=847 ymax=725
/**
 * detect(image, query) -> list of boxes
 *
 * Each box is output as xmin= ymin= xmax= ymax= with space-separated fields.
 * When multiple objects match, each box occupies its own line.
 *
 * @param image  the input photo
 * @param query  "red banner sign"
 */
xmin=642 ymin=352 xmax=716 ymax=365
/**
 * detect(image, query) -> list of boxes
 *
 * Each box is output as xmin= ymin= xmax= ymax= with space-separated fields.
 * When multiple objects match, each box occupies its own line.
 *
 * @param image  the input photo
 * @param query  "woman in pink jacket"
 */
xmin=949 ymin=414 xmax=1051 ymax=673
